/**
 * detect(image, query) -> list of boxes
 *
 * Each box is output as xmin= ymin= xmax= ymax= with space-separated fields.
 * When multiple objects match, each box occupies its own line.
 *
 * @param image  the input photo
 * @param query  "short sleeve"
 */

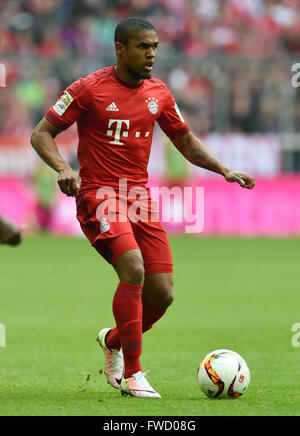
xmin=157 ymin=87 xmax=190 ymax=139
xmin=45 ymin=77 xmax=91 ymax=130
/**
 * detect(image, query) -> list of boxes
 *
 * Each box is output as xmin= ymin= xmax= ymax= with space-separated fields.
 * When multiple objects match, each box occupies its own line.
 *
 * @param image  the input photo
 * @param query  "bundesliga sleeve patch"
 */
xmin=53 ymin=91 xmax=74 ymax=116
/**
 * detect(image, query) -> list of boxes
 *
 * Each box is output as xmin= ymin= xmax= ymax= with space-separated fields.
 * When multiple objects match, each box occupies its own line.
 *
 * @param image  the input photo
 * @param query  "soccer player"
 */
xmin=0 ymin=215 xmax=21 ymax=246
xmin=30 ymin=17 xmax=255 ymax=399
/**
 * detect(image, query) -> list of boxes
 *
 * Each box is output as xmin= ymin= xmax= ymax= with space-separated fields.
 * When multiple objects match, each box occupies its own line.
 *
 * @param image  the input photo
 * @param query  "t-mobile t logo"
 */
xmin=107 ymin=119 xmax=130 ymax=145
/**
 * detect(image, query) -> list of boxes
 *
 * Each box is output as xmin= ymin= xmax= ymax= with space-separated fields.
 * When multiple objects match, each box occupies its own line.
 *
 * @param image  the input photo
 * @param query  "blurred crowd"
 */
xmin=1 ymin=0 xmax=300 ymax=135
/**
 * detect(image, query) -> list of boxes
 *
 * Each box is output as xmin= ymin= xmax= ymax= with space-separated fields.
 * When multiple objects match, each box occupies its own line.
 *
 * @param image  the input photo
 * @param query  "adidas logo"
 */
xmin=106 ymin=102 xmax=119 ymax=111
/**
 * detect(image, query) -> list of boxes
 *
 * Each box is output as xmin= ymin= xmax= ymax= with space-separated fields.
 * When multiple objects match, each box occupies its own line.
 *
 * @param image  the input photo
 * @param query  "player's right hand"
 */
xmin=57 ymin=167 xmax=81 ymax=197
xmin=224 ymin=170 xmax=255 ymax=190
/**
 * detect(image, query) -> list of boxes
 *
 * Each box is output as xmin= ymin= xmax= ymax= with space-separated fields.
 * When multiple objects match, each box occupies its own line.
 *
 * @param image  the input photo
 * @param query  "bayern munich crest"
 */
xmin=146 ymin=97 xmax=159 ymax=115
xmin=100 ymin=218 xmax=110 ymax=234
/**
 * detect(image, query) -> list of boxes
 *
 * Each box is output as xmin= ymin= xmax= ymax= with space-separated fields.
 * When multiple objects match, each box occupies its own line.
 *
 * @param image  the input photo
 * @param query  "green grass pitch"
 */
xmin=1 ymin=235 xmax=300 ymax=416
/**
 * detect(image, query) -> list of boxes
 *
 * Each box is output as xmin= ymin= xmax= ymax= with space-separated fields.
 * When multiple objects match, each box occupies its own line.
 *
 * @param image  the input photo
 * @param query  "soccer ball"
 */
xmin=197 ymin=349 xmax=250 ymax=399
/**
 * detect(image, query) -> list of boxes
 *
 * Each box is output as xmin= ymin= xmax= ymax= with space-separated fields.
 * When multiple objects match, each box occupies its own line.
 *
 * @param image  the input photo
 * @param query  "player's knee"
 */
xmin=119 ymin=259 xmax=145 ymax=285
xmin=162 ymin=285 xmax=174 ymax=308
xmin=154 ymin=283 xmax=174 ymax=309
xmin=129 ymin=261 xmax=145 ymax=285
xmin=115 ymin=249 xmax=145 ymax=285
xmin=148 ymin=274 xmax=174 ymax=309
xmin=125 ymin=261 xmax=145 ymax=284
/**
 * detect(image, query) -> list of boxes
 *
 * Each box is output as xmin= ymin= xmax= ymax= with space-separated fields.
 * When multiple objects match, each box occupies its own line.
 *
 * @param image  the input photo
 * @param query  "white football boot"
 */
xmin=97 ymin=328 xmax=124 ymax=390
xmin=121 ymin=370 xmax=161 ymax=398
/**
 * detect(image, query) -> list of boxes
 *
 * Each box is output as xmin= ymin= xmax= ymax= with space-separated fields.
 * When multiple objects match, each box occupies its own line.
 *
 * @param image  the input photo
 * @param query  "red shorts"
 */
xmin=76 ymin=188 xmax=173 ymax=274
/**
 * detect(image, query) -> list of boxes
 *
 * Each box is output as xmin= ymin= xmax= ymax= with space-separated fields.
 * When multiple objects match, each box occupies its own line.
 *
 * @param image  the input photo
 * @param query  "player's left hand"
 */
xmin=224 ymin=171 xmax=255 ymax=189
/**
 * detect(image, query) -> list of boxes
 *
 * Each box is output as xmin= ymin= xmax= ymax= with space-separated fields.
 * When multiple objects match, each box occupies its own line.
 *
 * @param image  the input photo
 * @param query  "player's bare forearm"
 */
xmin=172 ymin=132 xmax=255 ymax=189
xmin=31 ymin=117 xmax=81 ymax=196
xmin=31 ymin=117 xmax=69 ymax=173
xmin=172 ymin=131 xmax=230 ymax=175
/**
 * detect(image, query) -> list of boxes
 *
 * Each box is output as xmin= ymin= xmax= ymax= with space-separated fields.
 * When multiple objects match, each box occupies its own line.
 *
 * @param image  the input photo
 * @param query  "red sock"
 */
xmin=142 ymin=295 xmax=166 ymax=333
xmin=111 ymin=282 xmax=143 ymax=379
xmin=105 ymin=327 xmax=121 ymax=350
xmin=106 ymin=295 xmax=166 ymax=348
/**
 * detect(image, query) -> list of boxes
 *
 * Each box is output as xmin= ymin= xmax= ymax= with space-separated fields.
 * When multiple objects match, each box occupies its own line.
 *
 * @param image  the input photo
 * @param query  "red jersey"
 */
xmin=45 ymin=65 xmax=189 ymax=191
